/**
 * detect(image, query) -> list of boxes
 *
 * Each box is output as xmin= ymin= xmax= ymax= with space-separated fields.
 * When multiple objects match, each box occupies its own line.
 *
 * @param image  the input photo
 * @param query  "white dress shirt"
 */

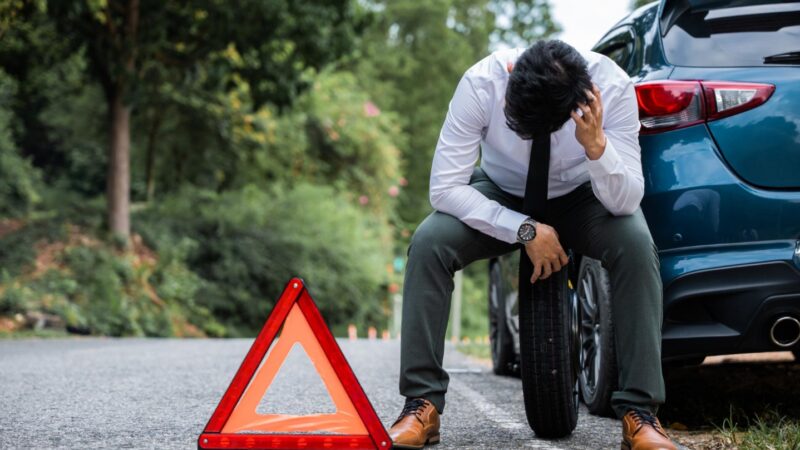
xmin=429 ymin=47 xmax=644 ymax=244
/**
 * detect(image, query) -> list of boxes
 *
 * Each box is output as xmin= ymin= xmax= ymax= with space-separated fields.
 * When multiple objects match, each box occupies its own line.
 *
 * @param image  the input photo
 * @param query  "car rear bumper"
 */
xmin=661 ymin=243 xmax=800 ymax=360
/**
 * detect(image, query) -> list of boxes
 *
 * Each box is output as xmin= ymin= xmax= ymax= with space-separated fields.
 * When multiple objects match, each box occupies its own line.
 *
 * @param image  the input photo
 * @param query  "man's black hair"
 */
xmin=504 ymin=40 xmax=593 ymax=139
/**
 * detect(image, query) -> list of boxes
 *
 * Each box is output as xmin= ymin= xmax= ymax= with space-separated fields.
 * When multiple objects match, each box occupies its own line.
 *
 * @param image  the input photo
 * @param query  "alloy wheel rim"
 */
xmin=578 ymin=267 xmax=602 ymax=399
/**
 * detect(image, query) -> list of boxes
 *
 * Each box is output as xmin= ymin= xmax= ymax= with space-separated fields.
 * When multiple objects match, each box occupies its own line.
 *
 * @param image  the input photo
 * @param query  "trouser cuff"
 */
xmin=612 ymin=396 xmax=660 ymax=419
xmin=405 ymin=394 xmax=445 ymax=415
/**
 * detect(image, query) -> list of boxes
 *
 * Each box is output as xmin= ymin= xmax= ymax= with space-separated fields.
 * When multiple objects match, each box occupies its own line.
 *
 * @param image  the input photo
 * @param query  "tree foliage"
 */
xmin=0 ymin=69 xmax=42 ymax=216
xmin=41 ymin=0 xmax=358 ymax=237
xmin=491 ymin=0 xmax=561 ymax=48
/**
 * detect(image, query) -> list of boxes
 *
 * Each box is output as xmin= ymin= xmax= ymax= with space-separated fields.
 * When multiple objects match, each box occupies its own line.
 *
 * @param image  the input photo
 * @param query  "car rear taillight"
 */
xmin=636 ymin=81 xmax=704 ymax=132
xmin=635 ymin=81 xmax=775 ymax=134
xmin=702 ymin=82 xmax=776 ymax=121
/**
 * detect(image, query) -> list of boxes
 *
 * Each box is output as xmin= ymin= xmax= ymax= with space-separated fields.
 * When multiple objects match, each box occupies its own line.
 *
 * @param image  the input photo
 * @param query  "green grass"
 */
xmin=716 ymin=410 xmax=800 ymax=450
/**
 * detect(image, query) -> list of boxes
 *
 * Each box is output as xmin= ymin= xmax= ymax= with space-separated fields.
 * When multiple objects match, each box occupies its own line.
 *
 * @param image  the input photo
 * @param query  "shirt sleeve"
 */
xmin=429 ymin=74 xmax=528 ymax=244
xmin=586 ymin=78 xmax=645 ymax=216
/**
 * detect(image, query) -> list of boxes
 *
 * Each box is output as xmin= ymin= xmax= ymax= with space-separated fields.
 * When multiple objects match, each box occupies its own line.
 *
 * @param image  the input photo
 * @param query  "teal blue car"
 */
xmin=488 ymin=0 xmax=800 ymax=421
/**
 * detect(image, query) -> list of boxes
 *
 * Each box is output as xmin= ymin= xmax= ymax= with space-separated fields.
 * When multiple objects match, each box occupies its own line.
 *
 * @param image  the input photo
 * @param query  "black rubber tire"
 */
xmin=577 ymin=257 xmax=617 ymax=418
xmin=489 ymin=259 xmax=516 ymax=376
xmin=519 ymin=263 xmax=579 ymax=438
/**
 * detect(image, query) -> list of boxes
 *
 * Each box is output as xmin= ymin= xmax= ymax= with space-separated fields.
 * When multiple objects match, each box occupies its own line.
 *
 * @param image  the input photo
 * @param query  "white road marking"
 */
xmin=448 ymin=377 xmax=568 ymax=450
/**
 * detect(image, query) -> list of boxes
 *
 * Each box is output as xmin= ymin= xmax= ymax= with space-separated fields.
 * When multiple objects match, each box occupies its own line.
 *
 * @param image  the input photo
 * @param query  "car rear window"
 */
xmin=661 ymin=0 xmax=800 ymax=67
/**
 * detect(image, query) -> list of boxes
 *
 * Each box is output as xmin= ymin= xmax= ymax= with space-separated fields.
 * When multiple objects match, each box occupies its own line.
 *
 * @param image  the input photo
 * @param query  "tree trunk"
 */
xmin=107 ymin=91 xmax=131 ymax=240
xmin=144 ymin=109 xmax=161 ymax=202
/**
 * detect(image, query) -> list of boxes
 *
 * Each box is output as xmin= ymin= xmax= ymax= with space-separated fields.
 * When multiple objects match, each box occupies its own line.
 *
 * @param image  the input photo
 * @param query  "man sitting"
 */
xmin=388 ymin=40 xmax=676 ymax=450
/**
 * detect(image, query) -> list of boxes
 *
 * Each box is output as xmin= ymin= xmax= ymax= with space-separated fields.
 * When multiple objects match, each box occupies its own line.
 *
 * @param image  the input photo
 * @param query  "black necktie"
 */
xmin=522 ymin=132 xmax=551 ymax=220
xmin=519 ymin=132 xmax=551 ymax=292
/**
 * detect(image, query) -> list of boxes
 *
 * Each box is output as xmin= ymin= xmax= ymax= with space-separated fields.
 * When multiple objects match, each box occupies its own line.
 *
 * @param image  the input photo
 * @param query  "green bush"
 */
xmin=0 ymin=218 xmax=67 ymax=277
xmin=1 ymin=181 xmax=392 ymax=338
xmin=0 ymin=216 xmax=222 ymax=337
xmin=135 ymin=182 xmax=392 ymax=336
xmin=0 ymin=282 xmax=33 ymax=315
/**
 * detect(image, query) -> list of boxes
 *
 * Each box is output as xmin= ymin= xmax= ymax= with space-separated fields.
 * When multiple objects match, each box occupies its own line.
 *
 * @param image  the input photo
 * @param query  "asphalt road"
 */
xmin=1 ymin=338 xmax=659 ymax=449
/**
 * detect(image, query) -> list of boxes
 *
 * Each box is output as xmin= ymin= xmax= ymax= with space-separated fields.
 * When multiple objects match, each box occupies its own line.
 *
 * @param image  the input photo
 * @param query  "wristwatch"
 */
xmin=516 ymin=217 xmax=537 ymax=244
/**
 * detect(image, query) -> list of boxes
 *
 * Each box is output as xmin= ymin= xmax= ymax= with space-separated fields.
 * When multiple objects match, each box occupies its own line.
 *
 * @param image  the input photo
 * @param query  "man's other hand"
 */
xmin=523 ymin=223 xmax=569 ymax=283
xmin=571 ymin=84 xmax=607 ymax=161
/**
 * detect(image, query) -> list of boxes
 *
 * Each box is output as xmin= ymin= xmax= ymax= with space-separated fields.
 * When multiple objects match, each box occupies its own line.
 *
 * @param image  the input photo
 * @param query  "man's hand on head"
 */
xmin=523 ymin=222 xmax=569 ymax=284
xmin=571 ymin=84 xmax=607 ymax=161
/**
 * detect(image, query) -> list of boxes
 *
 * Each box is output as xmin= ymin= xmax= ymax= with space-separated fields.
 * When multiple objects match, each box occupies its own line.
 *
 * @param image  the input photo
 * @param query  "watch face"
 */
xmin=519 ymin=223 xmax=535 ymax=241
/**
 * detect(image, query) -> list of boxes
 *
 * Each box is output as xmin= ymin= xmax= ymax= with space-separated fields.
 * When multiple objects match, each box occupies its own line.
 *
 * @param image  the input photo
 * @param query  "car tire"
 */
xmin=518 ymin=258 xmax=579 ymax=438
xmin=577 ymin=257 xmax=617 ymax=418
xmin=489 ymin=259 xmax=516 ymax=376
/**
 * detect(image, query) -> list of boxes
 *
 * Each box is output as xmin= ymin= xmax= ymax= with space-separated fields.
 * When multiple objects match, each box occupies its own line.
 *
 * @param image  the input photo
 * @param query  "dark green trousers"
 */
xmin=399 ymin=167 xmax=665 ymax=419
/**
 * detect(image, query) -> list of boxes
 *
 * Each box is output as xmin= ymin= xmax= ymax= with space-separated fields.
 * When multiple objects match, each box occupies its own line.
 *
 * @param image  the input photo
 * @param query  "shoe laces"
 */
xmin=629 ymin=408 xmax=666 ymax=436
xmin=393 ymin=398 xmax=427 ymax=425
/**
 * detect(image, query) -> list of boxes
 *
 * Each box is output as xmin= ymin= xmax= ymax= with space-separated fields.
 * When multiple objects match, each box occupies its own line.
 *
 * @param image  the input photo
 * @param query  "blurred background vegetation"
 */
xmin=0 ymin=0 xmax=558 ymax=339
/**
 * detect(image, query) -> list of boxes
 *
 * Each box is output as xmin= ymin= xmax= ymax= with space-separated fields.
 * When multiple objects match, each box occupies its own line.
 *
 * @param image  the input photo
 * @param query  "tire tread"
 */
xmin=519 ymin=269 xmax=578 ymax=438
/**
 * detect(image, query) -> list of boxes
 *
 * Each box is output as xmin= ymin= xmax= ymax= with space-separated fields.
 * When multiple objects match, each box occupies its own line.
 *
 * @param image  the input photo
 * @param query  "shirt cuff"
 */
xmin=496 ymin=208 xmax=529 ymax=244
xmin=586 ymin=136 xmax=623 ymax=177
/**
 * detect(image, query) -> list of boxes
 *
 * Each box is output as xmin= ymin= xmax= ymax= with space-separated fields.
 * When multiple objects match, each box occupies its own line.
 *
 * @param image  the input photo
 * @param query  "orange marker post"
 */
xmin=348 ymin=324 xmax=358 ymax=341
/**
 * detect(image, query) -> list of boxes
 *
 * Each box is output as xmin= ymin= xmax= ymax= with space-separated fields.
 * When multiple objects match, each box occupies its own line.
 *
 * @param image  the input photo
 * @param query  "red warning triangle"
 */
xmin=198 ymin=277 xmax=391 ymax=450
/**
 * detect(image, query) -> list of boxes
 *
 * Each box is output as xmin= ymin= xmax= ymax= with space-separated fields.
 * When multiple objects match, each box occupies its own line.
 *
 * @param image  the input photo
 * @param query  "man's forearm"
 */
xmin=429 ymin=183 xmax=528 ymax=245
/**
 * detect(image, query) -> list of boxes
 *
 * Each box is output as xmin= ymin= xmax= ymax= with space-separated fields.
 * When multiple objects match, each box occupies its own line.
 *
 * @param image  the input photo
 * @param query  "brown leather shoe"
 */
xmin=388 ymin=398 xmax=441 ymax=449
xmin=621 ymin=408 xmax=677 ymax=450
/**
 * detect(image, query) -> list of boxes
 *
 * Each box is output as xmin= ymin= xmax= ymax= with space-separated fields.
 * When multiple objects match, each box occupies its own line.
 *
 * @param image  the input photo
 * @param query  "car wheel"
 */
xmin=577 ymin=257 xmax=617 ymax=417
xmin=518 ymin=256 xmax=579 ymax=438
xmin=489 ymin=259 xmax=516 ymax=376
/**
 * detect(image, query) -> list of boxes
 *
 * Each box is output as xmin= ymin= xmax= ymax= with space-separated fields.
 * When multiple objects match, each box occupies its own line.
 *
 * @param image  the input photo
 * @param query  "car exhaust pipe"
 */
xmin=769 ymin=316 xmax=800 ymax=348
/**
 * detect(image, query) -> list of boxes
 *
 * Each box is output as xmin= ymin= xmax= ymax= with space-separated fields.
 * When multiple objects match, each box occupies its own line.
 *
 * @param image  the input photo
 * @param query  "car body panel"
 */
xmin=670 ymin=66 xmax=800 ymax=188
xmin=640 ymin=124 xmax=800 ymax=264
xmin=659 ymin=240 xmax=800 ymax=282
